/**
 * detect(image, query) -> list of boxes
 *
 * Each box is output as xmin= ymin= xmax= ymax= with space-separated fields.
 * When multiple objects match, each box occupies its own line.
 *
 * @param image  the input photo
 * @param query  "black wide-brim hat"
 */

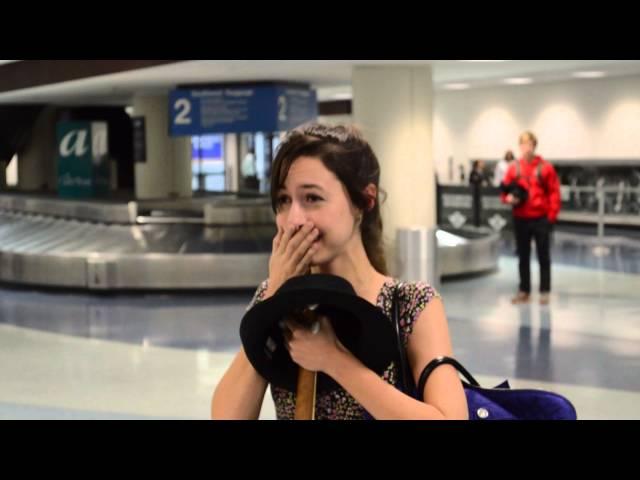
xmin=500 ymin=180 xmax=529 ymax=203
xmin=240 ymin=274 xmax=400 ymax=393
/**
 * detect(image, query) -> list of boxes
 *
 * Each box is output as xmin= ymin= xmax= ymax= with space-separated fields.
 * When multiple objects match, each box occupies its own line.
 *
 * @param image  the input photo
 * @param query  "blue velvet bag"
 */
xmin=391 ymin=287 xmax=577 ymax=420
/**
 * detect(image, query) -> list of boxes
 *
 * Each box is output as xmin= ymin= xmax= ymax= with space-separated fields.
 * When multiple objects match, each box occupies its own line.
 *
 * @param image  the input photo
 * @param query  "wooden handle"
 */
xmin=294 ymin=306 xmax=318 ymax=420
xmin=294 ymin=367 xmax=317 ymax=420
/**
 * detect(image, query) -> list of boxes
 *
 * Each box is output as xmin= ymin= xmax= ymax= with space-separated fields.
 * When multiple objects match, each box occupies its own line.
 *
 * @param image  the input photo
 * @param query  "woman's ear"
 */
xmin=363 ymin=183 xmax=377 ymax=211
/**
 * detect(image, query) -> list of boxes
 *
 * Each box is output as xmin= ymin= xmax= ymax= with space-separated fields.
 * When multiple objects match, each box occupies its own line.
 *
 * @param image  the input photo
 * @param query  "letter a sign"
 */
xmin=57 ymin=121 xmax=109 ymax=198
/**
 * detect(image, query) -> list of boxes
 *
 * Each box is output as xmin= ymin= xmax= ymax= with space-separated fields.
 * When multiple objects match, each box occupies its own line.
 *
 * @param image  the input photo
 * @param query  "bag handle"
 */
xmin=416 ymin=356 xmax=480 ymax=401
xmin=392 ymin=283 xmax=416 ymax=395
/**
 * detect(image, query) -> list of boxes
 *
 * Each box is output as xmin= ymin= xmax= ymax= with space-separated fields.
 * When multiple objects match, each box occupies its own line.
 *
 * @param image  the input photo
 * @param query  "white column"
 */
xmin=6 ymin=154 xmax=18 ymax=187
xmin=224 ymin=133 xmax=239 ymax=192
xmin=352 ymin=65 xmax=436 ymax=280
xmin=133 ymin=95 xmax=192 ymax=199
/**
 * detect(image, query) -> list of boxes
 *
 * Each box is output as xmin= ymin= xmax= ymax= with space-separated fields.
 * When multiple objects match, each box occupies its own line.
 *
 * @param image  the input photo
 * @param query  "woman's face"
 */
xmin=274 ymin=156 xmax=361 ymax=265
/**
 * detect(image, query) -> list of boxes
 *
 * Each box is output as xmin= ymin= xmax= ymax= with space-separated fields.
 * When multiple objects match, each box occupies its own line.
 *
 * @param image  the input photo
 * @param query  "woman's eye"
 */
xmin=275 ymin=196 xmax=290 ymax=210
xmin=306 ymin=195 xmax=322 ymax=203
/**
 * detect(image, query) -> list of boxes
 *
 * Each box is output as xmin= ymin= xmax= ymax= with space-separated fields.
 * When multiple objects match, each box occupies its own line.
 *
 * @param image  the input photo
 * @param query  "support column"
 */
xmin=352 ymin=65 xmax=437 ymax=283
xmin=224 ymin=133 xmax=239 ymax=192
xmin=18 ymin=106 xmax=57 ymax=192
xmin=133 ymin=95 xmax=192 ymax=199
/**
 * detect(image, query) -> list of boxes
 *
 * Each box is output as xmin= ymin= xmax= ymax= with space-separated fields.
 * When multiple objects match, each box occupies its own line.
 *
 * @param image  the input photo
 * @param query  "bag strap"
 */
xmin=537 ymin=160 xmax=550 ymax=195
xmin=537 ymin=160 xmax=543 ymax=183
xmin=517 ymin=158 xmax=547 ymax=193
xmin=392 ymin=284 xmax=481 ymax=401
xmin=416 ymin=356 xmax=480 ymax=401
xmin=392 ymin=283 xmax=416 ymax=396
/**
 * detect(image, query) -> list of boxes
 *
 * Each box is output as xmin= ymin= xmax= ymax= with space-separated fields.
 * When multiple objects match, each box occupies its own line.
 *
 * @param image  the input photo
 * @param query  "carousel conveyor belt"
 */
xmin=0 ymin=194 xmax=500 ymax=290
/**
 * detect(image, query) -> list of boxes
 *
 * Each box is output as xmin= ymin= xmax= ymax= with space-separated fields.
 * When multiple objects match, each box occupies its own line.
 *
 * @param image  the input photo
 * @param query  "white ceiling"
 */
xmin=1 ymin=60 xmax=639 ymax=106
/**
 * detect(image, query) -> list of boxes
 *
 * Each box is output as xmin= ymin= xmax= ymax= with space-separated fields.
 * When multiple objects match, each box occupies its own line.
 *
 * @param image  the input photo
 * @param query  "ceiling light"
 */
xmin=572 ymin=71 xmax=606 ymax=79
xmin=503 ymin=77 xmax=533 ymax=85
xmin=443 ymin=83 xmax=470 ymax=90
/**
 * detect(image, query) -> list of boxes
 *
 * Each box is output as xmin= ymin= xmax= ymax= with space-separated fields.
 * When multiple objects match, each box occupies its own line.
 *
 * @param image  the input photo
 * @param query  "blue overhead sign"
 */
xmin=169 ymin=84 xmax=317 ymax=136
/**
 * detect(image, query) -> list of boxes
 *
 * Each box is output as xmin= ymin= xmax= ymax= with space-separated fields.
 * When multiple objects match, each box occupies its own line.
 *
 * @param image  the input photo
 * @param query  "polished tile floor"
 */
xmin=1 ymin=234 xmax=638 ymax=420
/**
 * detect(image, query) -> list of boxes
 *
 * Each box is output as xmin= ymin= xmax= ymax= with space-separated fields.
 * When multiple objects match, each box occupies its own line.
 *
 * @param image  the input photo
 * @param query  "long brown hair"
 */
xmin=270 ymin=123 xmax=388 ymax=275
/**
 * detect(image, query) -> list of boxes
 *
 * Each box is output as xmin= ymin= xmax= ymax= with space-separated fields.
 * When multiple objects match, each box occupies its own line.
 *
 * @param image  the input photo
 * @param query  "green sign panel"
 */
xmin=57 ymin=121 xmax=110 ymax=198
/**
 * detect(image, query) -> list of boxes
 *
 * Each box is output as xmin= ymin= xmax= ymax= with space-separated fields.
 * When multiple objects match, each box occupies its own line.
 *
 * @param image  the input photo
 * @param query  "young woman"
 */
xmin=211 ymin=124 xmax=467 ymax=420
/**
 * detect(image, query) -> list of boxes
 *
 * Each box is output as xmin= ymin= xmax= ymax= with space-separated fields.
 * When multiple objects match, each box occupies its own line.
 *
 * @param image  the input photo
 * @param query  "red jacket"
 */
xmin=500 ymin=155 xmax=561 ymax=222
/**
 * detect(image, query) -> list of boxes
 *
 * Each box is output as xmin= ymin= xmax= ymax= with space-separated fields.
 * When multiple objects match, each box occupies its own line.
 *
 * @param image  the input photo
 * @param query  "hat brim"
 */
xmin=240 ymin=286 xmax=400 ymax=393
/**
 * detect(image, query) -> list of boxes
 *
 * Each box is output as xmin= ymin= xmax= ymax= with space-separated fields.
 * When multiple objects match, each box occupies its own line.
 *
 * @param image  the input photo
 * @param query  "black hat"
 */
xmin=239 ymin=274 xmax=400 ymax=393
xmin=500 ymin=180 xmax=529 ymax=203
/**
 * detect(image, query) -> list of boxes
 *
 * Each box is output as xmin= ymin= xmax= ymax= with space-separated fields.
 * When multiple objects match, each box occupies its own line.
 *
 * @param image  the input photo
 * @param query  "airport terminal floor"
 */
xmin=1 ymin=228 xmax=638 ymax=420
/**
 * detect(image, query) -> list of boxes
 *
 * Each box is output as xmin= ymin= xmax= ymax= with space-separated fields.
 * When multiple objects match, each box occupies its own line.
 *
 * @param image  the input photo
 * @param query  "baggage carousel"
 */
xmin=0 ymin=193 xmax=500 ymax=290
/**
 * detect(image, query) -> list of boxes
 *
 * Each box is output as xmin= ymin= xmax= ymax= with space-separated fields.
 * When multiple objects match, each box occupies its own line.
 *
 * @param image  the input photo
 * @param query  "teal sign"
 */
xmin=57 ymin=122 xmax=110 ymax=198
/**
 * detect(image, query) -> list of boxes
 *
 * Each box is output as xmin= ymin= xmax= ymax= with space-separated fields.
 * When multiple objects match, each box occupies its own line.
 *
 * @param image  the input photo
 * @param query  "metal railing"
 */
xmin=562 ymin=180 xmax=640 ymax=255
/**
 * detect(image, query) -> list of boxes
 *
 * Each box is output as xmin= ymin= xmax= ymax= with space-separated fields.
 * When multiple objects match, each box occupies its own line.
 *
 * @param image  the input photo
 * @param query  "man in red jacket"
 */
xmin=501 ymin=132 xmax=561 ymax=305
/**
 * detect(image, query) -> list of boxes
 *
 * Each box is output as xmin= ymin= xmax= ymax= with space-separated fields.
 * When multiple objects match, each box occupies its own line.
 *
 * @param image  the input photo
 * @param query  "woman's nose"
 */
xmin=286 ymin=203 xmax=307 ymax=229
